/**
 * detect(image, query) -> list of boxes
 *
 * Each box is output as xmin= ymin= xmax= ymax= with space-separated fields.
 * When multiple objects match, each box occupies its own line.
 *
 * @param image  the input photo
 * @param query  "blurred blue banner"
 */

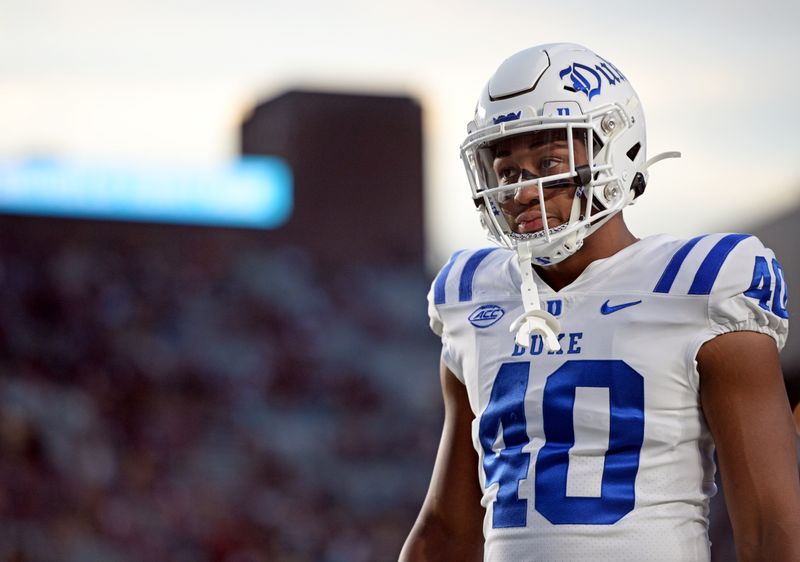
xmin=0 ymin=156 xmax=293 ymax=228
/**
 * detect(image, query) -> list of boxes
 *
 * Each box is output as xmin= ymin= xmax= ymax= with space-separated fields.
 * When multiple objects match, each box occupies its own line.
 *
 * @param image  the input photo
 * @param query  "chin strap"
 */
xmin=509 ymin=241 xmax=562 ymax=352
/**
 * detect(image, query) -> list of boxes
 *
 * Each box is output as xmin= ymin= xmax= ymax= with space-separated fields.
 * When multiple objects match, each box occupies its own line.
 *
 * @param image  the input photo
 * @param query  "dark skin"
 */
xmin=398 ymin=362 xmax=485 ymax=562
xmin=401 ymin=143 xmax=800 ymax=560
xmin=698 ymin=332 xmax=800 ymax=561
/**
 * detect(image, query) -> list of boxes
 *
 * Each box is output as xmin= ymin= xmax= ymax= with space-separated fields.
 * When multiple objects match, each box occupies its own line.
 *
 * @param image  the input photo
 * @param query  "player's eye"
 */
xmin=497 ymin=166 xmax=519 ymax=184
xmin=540 ymin=157 xmax=562 ymax=172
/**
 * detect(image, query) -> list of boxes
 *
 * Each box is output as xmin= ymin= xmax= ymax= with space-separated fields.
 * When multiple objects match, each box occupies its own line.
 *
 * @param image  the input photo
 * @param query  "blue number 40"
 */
xmin=478 ymin=359 xmax=644 ymax=528
xmin=744 ymin=256 xmax=789 ymax=319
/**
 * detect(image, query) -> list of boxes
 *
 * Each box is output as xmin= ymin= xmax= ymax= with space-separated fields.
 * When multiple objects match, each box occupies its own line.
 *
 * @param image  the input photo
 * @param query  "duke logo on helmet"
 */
xmin=559 ymin=59 xmax=628 ymax=101
xmin=559 ymin=63 xmax=603 ymax=100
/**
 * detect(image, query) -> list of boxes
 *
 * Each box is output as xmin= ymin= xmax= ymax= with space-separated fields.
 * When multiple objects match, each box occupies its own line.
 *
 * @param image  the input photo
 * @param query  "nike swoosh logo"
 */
xmin=600 ymin=299 xmax=642 ymax=315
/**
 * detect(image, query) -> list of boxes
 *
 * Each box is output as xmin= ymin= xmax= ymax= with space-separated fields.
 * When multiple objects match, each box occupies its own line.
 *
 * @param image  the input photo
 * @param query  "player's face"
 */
xmin=491 ymin=130 xmax=588 ymax=234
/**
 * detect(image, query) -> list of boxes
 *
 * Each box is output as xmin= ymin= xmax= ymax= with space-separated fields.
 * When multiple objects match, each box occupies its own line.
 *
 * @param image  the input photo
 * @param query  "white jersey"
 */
xmin=427 ymin=233 xmax=788 ymax=562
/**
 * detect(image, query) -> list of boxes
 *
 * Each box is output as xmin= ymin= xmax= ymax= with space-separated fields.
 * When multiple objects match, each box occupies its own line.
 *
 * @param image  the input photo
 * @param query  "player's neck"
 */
xmin=534 ymin=214 xmax=638 ymax=292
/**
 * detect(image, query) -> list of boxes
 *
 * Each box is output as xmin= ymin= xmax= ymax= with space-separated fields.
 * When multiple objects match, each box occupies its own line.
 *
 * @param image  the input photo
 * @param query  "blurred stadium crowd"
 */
xmin=0 ymin=218 xmax=442 ymax=562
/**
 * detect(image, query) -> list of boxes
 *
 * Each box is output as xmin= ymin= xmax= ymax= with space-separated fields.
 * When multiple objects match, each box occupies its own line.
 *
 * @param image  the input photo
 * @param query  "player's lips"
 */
xmin=516 ymin=211 xmax=558 ymax=233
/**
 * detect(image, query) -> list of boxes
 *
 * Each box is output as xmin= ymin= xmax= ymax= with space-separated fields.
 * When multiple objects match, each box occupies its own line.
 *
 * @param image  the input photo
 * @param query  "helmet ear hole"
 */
xmin=626 ymin=142 xmax=642 ymax=162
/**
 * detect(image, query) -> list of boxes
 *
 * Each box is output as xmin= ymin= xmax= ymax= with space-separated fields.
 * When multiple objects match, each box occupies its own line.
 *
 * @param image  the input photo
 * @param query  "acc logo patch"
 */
xmin=469 ymin=304 xmax=505 ymax=328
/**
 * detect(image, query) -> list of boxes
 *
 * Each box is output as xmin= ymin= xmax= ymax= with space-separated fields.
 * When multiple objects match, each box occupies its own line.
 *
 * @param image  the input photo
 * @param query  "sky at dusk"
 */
xmin=2 ymin=0 xmax=799 ymax=266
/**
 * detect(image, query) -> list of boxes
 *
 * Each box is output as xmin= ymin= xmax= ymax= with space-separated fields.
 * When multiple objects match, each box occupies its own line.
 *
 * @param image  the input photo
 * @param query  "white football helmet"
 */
xmin=461 ymin=42 xmax=678 ymax=266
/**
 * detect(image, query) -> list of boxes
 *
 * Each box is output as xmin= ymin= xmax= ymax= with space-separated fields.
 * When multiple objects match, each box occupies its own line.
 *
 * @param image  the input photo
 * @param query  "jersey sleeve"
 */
xmin=427 ymin=257 xmax=465 ymax=383
xmin=427 ymin=287 xmax=464 ymax=383
xmin=426 ymin=247 xmax=513 ymax=384
xmin=706 ymin=235 xmax=789 ymax=350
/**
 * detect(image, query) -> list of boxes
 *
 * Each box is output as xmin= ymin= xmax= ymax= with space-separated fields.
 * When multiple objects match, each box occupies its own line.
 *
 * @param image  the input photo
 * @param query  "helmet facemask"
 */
xmin=462 ymin=117 xmax=629 ymax=266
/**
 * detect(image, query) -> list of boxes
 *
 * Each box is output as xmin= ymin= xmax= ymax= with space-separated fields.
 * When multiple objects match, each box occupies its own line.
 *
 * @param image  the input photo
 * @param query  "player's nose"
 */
xmin=514 ymin=170 xmax=541 ymax=205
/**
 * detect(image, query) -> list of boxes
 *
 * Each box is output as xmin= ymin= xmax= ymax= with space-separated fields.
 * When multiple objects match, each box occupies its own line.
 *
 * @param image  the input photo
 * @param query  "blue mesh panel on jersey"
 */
xmin=688 ymin=234 xmax=752 ymax=295
xmin=433 ymin=250 xmax=464 ymax=305
xmin=459 ymin=248 xmax=498 ymax=302
xmin=653 ymin=235 xmax=707 ymax=294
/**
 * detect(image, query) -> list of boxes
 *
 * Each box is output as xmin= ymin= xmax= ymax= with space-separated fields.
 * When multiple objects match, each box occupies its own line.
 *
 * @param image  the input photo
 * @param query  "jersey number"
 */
xmin=744 ymin=256 xmax=789 ymax=319
xmin=478 ymin=359 xmax=644 ymax=528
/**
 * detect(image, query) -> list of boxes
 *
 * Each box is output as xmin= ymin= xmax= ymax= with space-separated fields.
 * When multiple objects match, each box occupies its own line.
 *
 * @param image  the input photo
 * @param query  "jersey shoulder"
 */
xmin=429 ymin=247 xmax=519 ymax=308
xmin=648 ymin=233 xmax=788 ymax=348
xmin=427 ymin=247 xmax=518 ymax=335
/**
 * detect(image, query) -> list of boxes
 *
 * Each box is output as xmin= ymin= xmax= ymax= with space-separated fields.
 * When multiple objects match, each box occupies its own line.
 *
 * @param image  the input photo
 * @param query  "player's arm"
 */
xmin=399 ymin=360 xmax=484 ymax=562
xmin=698 ymin=330 xmax=800 ymax=562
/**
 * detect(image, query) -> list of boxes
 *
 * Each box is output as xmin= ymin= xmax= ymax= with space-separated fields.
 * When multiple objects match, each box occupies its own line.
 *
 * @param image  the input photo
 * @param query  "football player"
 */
xmin=401 ymin=43 xmax=800 ymax=561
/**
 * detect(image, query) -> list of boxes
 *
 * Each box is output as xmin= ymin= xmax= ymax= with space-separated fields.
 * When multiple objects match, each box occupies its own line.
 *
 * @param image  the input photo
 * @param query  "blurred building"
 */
xmin=241 ymin=90 xmax=424 ymax=267
xmin=0 ymin=90 xmax=436 ymax=562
